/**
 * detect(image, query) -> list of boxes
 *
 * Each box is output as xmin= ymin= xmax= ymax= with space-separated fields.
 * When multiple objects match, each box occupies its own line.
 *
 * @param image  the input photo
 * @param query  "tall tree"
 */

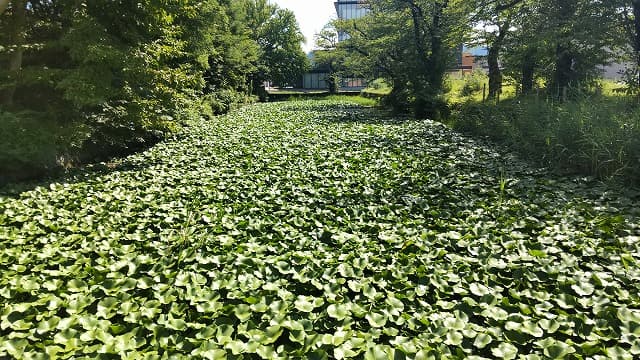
xmin=499 ymin=1 xmax=547 ymax=94
xmin=314 ymin=25 xmax=344 ymax=93
xmin=498 ymin=0 xmax=617 ymax=97
xmin=543 ymin=0 xmax=616 ymax=96
xmin=612 ymin=0 xmax=640 ymax=92
xmin=242 ymin=0 xmax=308 ymax=91
xmin=0 ymin=0 xmax=26 ymax=106
xmin=1 ymin=0 xmax=314 ymax=177
xmin=337 ymin=0 xmax=467 ymax=118
xmin=468 ymin=0 xmax=527 ymax=99
xmin=631 ymin=1 xmax=640 ymax=89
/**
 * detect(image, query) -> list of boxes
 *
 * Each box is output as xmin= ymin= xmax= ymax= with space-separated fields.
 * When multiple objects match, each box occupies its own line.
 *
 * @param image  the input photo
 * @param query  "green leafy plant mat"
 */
xmin=1 ymin=100 xmax=639 ymax=359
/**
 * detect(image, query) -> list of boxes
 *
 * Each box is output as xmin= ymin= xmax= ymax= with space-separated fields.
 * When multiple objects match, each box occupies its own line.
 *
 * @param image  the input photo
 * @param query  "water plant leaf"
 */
xmin=0 ymin=100 xmax=638 ymax=358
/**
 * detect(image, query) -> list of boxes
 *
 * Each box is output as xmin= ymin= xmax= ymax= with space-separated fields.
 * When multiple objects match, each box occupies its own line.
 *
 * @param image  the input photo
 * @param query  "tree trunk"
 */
xmin=633 ymin=0 xmax=640 ymax=88
xmin=1 ymin=0 xmax=27 ymax=107
xmin=0 ymin=0 xmax=9 ymax=16
xmin=554 ymin=44 xmax=573 ymax=98
xmin=552 ymin=0 xmax=577 ymax=99
xmin=487 ymin=47 xmax=501 ymax=99
xmin=426 ymin=2 xmax=446 ymax=91
xmin=521 ymin=54 xmax=535 ymax=94
xmin=406 ymin=0 xmax=429 ymax=118
xmin=406 ymin=0 xmax=447 ymax=118
xmin=327 ymin=70 xmax=338 ymax=94
xmin=487 ymin=22 xmax=508 ymax=100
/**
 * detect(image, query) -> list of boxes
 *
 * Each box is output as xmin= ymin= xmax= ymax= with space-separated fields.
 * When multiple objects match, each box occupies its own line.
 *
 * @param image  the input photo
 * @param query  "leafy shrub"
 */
xmin=202 ymin=89 xmax=257 ymax=117
xmin=618 ymin=65 xmax=640 ymax=97
xmin=459 ymin=71 xmax=486 ymax=97
xmin=368 ymin=78 xmax=390 ymax=91
xmin=78 ymin=101 xmax=177 ymax=163
xmin=0 ymin=111 xmax=72 ymax=183
xmin=382 ymin=86 xmax=413 ymax=114
xmin=0 ymin=101 xmax=182 ymax=183
xmin=442 ymin=74 xmax=453 ymax=95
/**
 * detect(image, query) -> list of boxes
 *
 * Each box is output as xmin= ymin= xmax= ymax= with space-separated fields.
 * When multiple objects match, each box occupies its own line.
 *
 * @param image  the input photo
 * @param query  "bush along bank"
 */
xmin=447 ymin=95 xmax=640 ymax=185
xmin=2 ymin=100 xmax=193 ymax=186
xmin=0 ymin=0 xmax=308 ymax=185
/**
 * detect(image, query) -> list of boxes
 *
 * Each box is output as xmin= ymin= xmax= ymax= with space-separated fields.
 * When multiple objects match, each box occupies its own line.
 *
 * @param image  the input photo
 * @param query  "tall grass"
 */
xmin=448 ymin=94 xmax=640 ymax=184
xmin=324 ymin=95 xmax=379 ymax=107
xmin=446 ymin=72 xmax=517 ymax=105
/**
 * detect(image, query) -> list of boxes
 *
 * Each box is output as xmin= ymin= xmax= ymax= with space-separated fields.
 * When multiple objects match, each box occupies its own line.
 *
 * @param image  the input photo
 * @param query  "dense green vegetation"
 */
xmin=1 ymin=100 xmax=639 ymax=358
xmin=435 ymin=74 xmax=640 ymax=184
xmin=0 ymin=0 xmax=308 ymax=183
xmin=333 ymin=1 xmax=640 ymax=183
xmin=2 ymin=1 xmax=638 ymax=357
xmin=449 ymin=89 xmax=640 ymax=184
xmin=333 ymin=0 xmax=639 ymax=116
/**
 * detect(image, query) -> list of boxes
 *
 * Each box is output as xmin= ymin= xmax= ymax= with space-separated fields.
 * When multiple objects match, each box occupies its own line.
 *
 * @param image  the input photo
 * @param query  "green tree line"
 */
xmin=330 ymin=0 xmax=640 ymax=117
xmin=0 ymin=0 xmax=308 ymax=182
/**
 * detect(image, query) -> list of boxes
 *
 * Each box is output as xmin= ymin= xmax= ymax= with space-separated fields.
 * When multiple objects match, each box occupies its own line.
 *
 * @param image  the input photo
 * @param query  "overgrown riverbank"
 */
xmin=1 ymin=100 xmax=639 ymax=358
xmin=442 ymin=76 xmax=640 ymax=185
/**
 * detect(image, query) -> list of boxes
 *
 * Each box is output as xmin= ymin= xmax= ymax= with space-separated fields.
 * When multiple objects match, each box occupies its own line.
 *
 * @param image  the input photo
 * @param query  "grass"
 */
xmin=361 ymin=88 xmax=392 ymax=96
xmin=600 ymin=79 xmax=628 ymax=96
xmin=445 ymin=78 xmax=640 ymax=184
xmin=285 ymin=94 xmax=379 ymax=107
xmin=446 ymin=72 xmax=517 ymax=105
xmin=266 ymin=89 xmax=329 ymax=95
xmin=362 ymin=78 xmax=392 ymax=99
xmin=323 ymin=94 xmax=379 ymax=107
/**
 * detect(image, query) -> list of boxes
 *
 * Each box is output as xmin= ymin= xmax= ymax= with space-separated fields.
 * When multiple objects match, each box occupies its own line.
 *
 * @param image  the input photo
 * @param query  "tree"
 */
xmin=337 ymin=0 xmax=467 ymax=118
xmin=538 ymin=0 xmax=617 ymax=96
xmin=260 ymin=8 xmax=308 ymax=87
xmin=314 ymin=25 xmax=343 ymax=93
xmin=496 ymin=1 xmax=549 ymax=94
xmin=198 ymin=0 xmax=259 ymax=108
xmin=1 ymin=0 xmax=253 ymax=158
xmin=611 ymin=0 xmax=640 ymax=93
xmin=1 ymin=0 xmax=312 ymax=178
xmin=467 ymin=0 xmax=527 ymax=99
xmin=0 ymin=0 xmax=26 ymax=106
xmin=495 ymin=0 xmax=618 ymax=98
xmin=235 ymin=0 xmax=308 ymax=94
xmin=627 ymin=1 xmax=640 ymax=91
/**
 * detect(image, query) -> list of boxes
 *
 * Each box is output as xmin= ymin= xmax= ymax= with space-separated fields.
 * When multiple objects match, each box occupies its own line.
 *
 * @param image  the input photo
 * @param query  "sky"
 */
xmin=270 ymin=0 xmax=337 ymax=53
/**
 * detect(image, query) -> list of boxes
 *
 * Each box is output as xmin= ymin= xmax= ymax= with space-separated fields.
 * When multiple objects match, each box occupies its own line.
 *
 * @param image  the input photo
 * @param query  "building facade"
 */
xmin=333 ymin=0 xmax=369 ymax=89
xmin=335 ymin=0 xmax=369 ymax=41
xmin=301 ymin=1 xmax=369 ymax=90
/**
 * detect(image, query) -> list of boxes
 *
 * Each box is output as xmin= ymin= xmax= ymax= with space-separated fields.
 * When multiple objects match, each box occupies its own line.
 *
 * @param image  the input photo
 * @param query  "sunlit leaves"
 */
xmin=0 ymin=100 xmax=639 ymax=358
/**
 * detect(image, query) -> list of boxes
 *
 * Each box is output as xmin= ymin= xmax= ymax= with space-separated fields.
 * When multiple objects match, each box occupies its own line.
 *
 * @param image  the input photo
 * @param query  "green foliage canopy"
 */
xmin=334 ymin=0 xmax=468 ymax=118
xmin=0 ymin=0 xmax=308 ymax=179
